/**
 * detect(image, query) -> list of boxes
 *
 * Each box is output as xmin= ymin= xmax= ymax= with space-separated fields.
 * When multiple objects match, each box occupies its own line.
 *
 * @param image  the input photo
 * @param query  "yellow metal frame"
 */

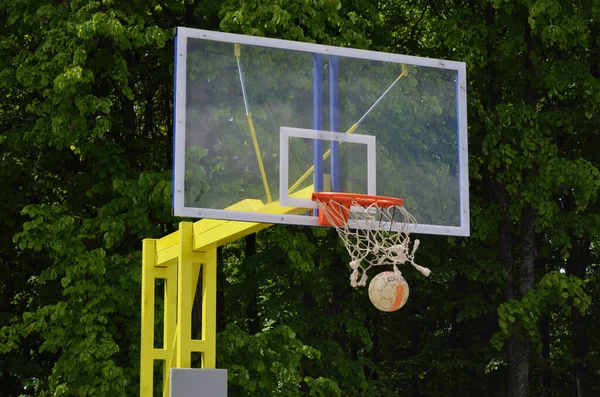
xmin=143 ymin=60 xmax=410 ymax=395
xmin=140 ymin=188 xmax=313 ymax=396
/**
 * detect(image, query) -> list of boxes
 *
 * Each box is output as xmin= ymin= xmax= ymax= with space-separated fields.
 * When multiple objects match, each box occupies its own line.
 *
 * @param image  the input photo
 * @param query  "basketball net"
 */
xmin=315 ymin=198 xmax=431 ymax=287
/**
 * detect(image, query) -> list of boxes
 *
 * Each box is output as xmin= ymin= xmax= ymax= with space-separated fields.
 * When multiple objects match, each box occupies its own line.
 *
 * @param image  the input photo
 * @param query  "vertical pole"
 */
xmin=162 ymin=262 xmax=178 ymax=396
xmin=329 ymin=55 xmax=340 ymax=192
xmin=143 ymin=223 xmax=221 ymax=395
xmin=455 ymin=69 xmax=467 ymax=229
xmin=171 ymin=30 xmax=178 ymax=209
xmin=201 ymin=248 xmax=218 ymax=368
xmin=176 ymin=222 xmax=194 ymax=368
xmin=313 ymin=53 xmax=324 ymax=193
xmin=140 ymin=239 xmax=157 ymax=397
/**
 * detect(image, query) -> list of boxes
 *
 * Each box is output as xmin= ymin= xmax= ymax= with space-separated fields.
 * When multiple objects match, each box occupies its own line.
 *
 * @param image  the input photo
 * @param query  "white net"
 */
xmin=315 ymin=198 xmax=431 ymax=287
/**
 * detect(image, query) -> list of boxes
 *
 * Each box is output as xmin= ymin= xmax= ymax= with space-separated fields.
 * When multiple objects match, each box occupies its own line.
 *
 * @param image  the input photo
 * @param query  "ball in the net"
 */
xmin=368 ymin=271 xmax=409 ymax=312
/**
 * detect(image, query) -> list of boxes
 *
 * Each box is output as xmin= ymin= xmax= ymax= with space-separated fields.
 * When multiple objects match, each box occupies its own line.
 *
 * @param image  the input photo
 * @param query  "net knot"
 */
xmin=387 ymin=243 xmax=408 ymax=264
xmin=350 ymin=269 xmax=359 ymax=287
xmin=358 ymin=271 xmax=368 ymax=287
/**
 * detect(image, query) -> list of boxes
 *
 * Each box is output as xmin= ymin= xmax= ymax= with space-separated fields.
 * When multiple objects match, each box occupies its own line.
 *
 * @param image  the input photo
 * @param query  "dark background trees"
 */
xmin=1 ymin=1 xmax=598 ymax=396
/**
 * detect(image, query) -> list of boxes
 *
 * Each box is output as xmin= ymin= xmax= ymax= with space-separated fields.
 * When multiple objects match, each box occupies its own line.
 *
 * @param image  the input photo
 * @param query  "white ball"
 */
xmin=368 ymin=271 xmax=409 ymax=312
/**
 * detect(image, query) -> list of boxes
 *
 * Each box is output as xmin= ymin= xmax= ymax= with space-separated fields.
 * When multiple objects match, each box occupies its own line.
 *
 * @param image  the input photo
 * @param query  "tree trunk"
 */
xmin=369 ymin=315 xmax=380 ymax=381
xmin=535 ymin=234 xmax=551 ymax=397
xmin=509 ymin=205 xmax=536 ymax=397
xmin=539 ymin=314 xmax=551 ymax=396
xmin=509 ymin=333 xmax=530 ymax=397
xmin=567 ymin=235 xmax=590 ymax=397
xmin=410 ymin=324 xmax=421 ymax=397
xmin=507 ymin=10 xmax=539 ymax=396
xmin=497 ymin=183 xmax=514 ymax=397
xmin=571 ymin=307 xmax=589 ymax=397
xmin=497 ymin=183 xmax=514 ymax=301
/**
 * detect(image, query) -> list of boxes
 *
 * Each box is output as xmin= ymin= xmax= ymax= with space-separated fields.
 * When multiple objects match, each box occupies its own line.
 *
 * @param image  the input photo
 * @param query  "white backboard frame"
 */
xmin=172 ymin=27 xmax=470 ymax=236
xmin=279 ymin=127 xmax=376 ymax=209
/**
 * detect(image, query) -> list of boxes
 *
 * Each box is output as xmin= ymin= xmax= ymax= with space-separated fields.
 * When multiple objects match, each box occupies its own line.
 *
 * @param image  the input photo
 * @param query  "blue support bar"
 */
xmin=313 ymin=54 xmax=324 ymax=193
xmin=172 ymin=31 xmax=179 ymax=209
xmin=329 ymin=56 xmax=340 ymax=192
xmin=455 ymin=70 xmax=463 ymax=226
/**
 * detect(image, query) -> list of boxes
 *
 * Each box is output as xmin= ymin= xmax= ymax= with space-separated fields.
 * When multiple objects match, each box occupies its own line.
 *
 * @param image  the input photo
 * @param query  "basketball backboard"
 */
xmin=173 ymin=27 xmax=469 ymax=236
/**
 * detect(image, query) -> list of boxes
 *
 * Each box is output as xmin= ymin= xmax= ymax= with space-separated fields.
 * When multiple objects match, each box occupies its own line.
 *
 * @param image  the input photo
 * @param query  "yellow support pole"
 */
xmin=140 ymin=239 xmax=157 ymax=397
xmin=144 ymin=197 xmax=311 ymax=394
xmin=201 ymin=248 xmax=217 ymax=368
xmin=162 ymin=261 xmax=178 ymax=396
xmin=176 ymin=222 xmax=195 ymax=368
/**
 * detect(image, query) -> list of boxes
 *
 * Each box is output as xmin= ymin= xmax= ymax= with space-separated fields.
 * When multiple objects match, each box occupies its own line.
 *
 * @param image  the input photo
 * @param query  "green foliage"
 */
xmin=493 ymin=272 xmax=591 ymax=353
xmin=0 ymin=0 xmax=176 ymax=394
xmin=1 ymin=1 xmax=599 ymax=397
xmin=219 ymin=0 xmax=377 ymax=48
xmin=218 ymin=226 xmax=394 ymax=396
xmin=218 ymin=323 xmax=325 ymax=395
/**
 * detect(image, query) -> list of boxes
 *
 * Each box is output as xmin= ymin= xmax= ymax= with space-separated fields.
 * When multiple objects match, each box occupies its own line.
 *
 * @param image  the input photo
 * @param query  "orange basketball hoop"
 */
xmin=311 ymin=192 xmax=430 ymax=292
xmin=311 ymin=192 xmax=404 ymax=227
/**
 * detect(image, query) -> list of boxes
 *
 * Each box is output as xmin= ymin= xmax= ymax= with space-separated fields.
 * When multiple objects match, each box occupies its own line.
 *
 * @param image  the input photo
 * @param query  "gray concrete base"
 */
xmin=170 ymin=368 xmax=227 ymax=397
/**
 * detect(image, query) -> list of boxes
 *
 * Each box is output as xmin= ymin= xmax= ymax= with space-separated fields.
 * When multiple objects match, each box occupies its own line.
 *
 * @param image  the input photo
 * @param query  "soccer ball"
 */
xmin=368 ymin=271 xmax=409 ymax=312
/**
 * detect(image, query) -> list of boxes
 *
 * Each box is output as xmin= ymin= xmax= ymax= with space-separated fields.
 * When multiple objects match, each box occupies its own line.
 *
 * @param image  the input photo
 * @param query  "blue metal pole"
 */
xmin=313 ymin=54 xmax=324 ymax=193
xmin=329 ymin=56 xmax=340 ymax=192
xmin=172 ymin=30 xmax=179 ymax=209
xmin=456 ymin=70 xmax=463 ymax=227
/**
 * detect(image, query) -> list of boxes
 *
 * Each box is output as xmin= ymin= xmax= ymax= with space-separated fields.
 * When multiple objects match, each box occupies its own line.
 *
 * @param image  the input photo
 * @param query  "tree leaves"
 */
xmin=1 ymin=1 xmax=600 ymax=396
xmin=493 ymin=272 xmax=591 ymax=353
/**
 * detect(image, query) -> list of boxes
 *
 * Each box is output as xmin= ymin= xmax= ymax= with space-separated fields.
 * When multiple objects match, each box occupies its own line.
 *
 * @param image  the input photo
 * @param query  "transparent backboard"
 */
xmin=173 ymin=28 xmax=469 ymax=236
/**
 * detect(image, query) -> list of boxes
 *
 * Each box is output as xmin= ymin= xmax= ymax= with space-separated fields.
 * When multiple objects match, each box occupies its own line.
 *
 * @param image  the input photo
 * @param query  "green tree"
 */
xmin=0 ymin=0 xmax=176 ymax=395
xmin=384 ymin=1 xmax=600 ymax=396
xmin=0 ymin=0 xmax=383 ymax=396
xmin=1 ymin=1 xmax=599 ymax=397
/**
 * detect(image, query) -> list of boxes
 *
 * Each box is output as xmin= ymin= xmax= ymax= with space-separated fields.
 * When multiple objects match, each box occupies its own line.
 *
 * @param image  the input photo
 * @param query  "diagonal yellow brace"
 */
xmin=235 ymin=43 xmax=272 ymax=203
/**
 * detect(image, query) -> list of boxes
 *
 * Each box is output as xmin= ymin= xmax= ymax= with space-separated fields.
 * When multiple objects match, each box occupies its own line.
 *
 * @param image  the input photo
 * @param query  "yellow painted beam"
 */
xmin=156 ymin=232 xmax=178 ymax=267
xmin=189 ymin=339 xmax=208 ymax=352
xmin=153 ymin=199 xmax=267 ymax=267
xmin=140 ymin=239 xmax=157 ymax=397
xmin=153 ymin=267 xmax=169 ymax=279
xmin=193 ymin=221 xmax=270 ymax=252
xmin=192 ymin=186 xmax=314 ymax=251
xmin=156 ymin=248 xmax=178 ymax=268
xmin=154 ymin=187 xmax=315 ymax=265
xmin=153 ymin=348 xmax=168 ymax=361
